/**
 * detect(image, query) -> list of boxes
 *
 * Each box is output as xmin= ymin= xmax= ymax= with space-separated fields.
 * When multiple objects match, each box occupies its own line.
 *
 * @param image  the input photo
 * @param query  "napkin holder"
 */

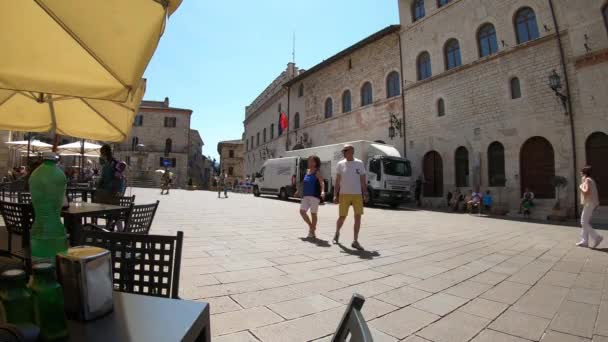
xmin=56 ymin=246 xmax=113 ymax=321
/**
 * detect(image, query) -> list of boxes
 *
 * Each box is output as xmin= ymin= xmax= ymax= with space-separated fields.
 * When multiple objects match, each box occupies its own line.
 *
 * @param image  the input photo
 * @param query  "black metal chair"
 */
xmin=79 ymin=230 xmax=184 ymax=299
xmin=17 ymin=193 xmax=31 ymax=204
xmin=83 ymin=201 xmax=159 ymax=235
xmin=119 ymin=195 xmax=136 ymax=207
xmin=0 ymin=201 xmax=34 ymax=269
xmin=332 ymin=294 xmax=373 ymax=342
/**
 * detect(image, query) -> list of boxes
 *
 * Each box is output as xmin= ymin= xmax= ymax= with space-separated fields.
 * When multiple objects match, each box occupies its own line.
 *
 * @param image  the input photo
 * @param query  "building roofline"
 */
xmin=217 ymin=139 xmax=244 ymax=154
xmin=284 ymin=25 xmax=401 ymax=87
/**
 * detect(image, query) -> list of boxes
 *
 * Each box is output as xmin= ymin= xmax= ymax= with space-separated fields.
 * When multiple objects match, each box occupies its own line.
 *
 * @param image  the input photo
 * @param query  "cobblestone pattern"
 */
xmin=129 ymin=187 xmax=608 ymax=341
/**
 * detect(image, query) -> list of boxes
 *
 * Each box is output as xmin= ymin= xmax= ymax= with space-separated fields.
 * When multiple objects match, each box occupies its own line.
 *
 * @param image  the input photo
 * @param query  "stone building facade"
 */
xmin=217 ymin=139 xmax=245 ymax=187
xmin=244 ymin=26 xmax=405 ymax=178
xmin=397 ymin=0 xmax=608 ymax=221
xmin=114 ymin=98 xmax=193 ymax=188
xmin=188 ymin=129 xmax=205 ymax=187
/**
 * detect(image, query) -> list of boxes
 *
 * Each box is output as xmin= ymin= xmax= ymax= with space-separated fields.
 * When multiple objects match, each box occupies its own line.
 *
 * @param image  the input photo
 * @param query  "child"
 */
xmin=299 ymin=155 xmax=325 ymax=239
xmin=483 ymin=190 xmax=493 ymax=213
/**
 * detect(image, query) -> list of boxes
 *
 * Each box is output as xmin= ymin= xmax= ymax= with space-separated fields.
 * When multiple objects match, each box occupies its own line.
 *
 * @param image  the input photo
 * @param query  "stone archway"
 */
xmin=586 ymin=132 xmax=608 ymax=204
xmin=423 ymin=151 xmax=443 ymax=197
xmin=520 ymin=136 xmax=555 ymax=198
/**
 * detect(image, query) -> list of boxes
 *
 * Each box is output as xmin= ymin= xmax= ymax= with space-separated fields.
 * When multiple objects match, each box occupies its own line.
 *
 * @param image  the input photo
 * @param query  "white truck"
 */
xmin=253 ymin=141 xmax=413 ymax=208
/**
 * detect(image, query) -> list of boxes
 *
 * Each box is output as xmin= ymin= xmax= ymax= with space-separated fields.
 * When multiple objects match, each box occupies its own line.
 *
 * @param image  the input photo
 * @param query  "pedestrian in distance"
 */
xmin=160 ymin=168 xmax=171 ymax=195
xmin=577 ymin=165 xmax=603 ymax=248
xmin=297 ymin=155 xmax=325 ymax=240
xmin=414 ymin=176 xmax=422 ymax=207
xmin=217 ymin=171 xmax=228 ymax=198
xmin=333 ymin=144 xmax=368 ymax=251
xmin=482 ymin=190 xmax=493 ymax=213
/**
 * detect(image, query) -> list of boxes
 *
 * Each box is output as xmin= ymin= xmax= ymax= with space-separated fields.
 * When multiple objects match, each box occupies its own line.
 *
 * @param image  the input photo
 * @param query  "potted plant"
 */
xmin=490 ymin=175 xmax=509 ymax=215
xmin=549 ymin=176 xmax=569 ymax=220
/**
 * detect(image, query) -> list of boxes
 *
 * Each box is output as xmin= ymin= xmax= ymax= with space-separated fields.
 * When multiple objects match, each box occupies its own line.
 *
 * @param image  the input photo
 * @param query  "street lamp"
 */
xmin=548 ymin=69 xmax=569 ymax=114
xmin=388 ymin=113 xmax=402 ymax=140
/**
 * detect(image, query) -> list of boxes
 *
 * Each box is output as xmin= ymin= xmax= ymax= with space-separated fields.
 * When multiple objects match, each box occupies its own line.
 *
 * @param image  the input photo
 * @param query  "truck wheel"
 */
xmin=365 ymin=188 xmax=374 ymax=207
xmin=253 ymin=186 xmax=260 ymax=197
xmin=279 ymin=188 xmax=288 ymax=200
xmin=389 ymin=202 xmax=400 ymax=209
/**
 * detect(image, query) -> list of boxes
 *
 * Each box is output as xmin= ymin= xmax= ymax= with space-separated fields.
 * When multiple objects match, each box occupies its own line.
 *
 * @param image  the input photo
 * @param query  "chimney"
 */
xmin=164 ymin=97 xmax=169 ymax=107
xmin=287 ymin=62 xmax=296 ymax=77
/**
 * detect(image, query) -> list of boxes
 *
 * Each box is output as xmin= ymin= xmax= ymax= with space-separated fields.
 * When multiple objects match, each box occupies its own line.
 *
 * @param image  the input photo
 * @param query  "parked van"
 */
xmin=253 ymin=141 xmax=412 ymax=207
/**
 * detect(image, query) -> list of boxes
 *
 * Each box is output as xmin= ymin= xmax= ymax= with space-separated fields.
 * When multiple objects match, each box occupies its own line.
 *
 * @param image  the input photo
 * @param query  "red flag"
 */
xmin=280 ymin=112 xmax=288 ymax=130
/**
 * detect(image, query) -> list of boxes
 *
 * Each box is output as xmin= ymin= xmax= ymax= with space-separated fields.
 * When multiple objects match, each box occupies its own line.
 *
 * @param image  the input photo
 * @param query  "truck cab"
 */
xmin=366 ymin=156 xmax=412 ymax=207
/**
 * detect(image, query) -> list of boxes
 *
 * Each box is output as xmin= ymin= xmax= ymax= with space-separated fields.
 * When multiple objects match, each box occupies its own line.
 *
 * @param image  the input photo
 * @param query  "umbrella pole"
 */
xmin=26 ymin=133 xmax=31 ymax=167
xmin=80 ymin=139 xmax=85 ymax=182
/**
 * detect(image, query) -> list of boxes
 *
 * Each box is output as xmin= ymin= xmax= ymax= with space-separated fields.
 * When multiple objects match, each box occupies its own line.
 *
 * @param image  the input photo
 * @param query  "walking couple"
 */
xmin=298 ymin=144 xmax=368 ymax=251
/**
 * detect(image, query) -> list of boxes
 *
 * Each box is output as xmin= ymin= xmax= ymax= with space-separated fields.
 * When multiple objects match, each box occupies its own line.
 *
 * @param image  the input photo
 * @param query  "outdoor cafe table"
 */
xmin=61 ymin=202 xmax=125 ymax=245
xmin=68 ymin=292 xmax=211 ymax=342
xmin=65 ymin=186 xmax=96 ymax=202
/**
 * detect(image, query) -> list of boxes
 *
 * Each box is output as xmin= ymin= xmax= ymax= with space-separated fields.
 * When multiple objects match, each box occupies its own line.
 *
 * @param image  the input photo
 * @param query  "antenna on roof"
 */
xmin=292 ymin=30 xmax=296 ymax=65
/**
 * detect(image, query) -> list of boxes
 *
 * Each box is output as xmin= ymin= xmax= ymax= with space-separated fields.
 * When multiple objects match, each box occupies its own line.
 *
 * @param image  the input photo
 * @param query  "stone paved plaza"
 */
xmin=134 ymin=187 xmax=608 ymax=342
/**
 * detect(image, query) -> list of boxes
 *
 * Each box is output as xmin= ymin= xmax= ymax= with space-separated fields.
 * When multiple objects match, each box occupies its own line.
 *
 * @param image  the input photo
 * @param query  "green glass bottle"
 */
xmin=30 ymin=263 xmax=68 ymax=341
xmin=29 ymin=154 xmax=68 ymax=264
xmin=0 ymin=269 xmax=34 ymax=325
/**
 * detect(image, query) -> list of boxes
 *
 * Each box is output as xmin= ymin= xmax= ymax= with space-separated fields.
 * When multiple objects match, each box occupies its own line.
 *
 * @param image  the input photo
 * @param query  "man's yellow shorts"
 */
xmin=339 ymin=194 xmax=364 ymax=217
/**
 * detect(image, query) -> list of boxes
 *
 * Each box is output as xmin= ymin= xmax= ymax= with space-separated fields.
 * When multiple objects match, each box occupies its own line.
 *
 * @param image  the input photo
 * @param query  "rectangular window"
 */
xmin=229 ymin=150 xmax=234 ymax=158
xmin=270 ymin=124 xmax=274 ymax=139
xmin=251 ymin=136 xmax=254 ymax=149
xmin=228 ymin=167 xmax=234 ymax=176
xmin=164 ymin=117 xmax=177 ymax=127
xmin=257 ymin=133 xmax=260 ymax=147
xmin=133 ymin=115 xmax=144 ymax=126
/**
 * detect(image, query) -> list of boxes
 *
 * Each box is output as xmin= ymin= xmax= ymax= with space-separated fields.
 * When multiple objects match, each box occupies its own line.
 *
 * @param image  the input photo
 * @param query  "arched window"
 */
xmin=361 ymin=82 xmax=373 ymax=106
xmin=263 ymin=128 xmax=267 ymax=143
xmin=586 ymin=132 xmax=608 ymax=204
xmin=298 ymin=84 xmax=304 ymax=97
xmin=437 ymin=0 xmax=450 ymax=7
xmin=515 ymin=7 xmax=540 ymax=44
xmin=455 ymin=146 xmax=469 ymax=187
xmin=444 ymin=39 xmax=462 ymax=70
xmin=324 ymin=98 xmax=333 ymax=118
xmin=510 ymin=77 xmax=521 ymax=99
xmin=520 ymin=136 xmax=555 ymax=198
xmin=256 ymin=132 xmax=260 ymax=147
xmin=342 ymin=90 xmax=352 ymax=113
xmin=412 ymin=0 xmax=425 ymax=21
xmin=131 ymin=137 xmax=139 ymax=151
xmin=478 ymin=23 xmax=498 ymax=57
xmin=386 ymin=71 xmax=401 ymax=98
xmin=488 ymin=142 xmax=506 ymax=186
xmin=437 ymin=98 xmax=445 ymax=117
xmin=270 ymin=124 xmax=275 ymax=139
xmin=294 ymin=113 xmax=300 ymax=129
xmin=423 ymin=151 xmax=443 ymax=197
xmin=417 ymin=52 xmax=432 ymax=80
xmin=165 ymin=138 xmax=172 ymax=154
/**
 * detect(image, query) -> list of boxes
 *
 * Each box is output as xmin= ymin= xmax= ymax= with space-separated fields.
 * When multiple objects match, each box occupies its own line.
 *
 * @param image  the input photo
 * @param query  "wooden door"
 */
xmin=423 ymin=151 xmax=443 ymax=197
xmin=520 ymin=137 xmax=555 ymax=198
xmin=586 ymin=132 xmax=608 ymax=205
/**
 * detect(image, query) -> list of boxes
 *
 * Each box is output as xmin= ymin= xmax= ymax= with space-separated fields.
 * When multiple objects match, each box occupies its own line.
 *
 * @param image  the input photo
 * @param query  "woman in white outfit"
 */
xmin=578 ymin=166 xmax=603 ymax=248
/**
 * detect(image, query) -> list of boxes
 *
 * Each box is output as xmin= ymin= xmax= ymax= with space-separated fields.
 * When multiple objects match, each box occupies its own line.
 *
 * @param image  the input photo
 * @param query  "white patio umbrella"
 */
xmin=57 ymin=141 xmax=102 ymax=154
xmin=6 ymin=139 xmax=53 ymax=153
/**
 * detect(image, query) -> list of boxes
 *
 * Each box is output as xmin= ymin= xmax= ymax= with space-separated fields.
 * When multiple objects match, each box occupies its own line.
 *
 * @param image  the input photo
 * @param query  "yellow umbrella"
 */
xmin=0 ymin=0 xmax=181 ymax=102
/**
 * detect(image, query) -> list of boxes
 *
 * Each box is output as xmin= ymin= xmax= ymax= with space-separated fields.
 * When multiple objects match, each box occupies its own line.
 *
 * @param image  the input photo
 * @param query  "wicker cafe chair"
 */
xmin=79 ymin=230 xmax=184 ymax=299
xmin=331 ymin=294 xmax=373 ymax=342
xmin=0 ymin=201 xmax=34 ymax=268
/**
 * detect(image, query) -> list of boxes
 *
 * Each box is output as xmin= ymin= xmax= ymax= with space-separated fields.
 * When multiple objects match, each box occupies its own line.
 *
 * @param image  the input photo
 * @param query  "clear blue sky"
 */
xmin=143 ymin=1 xmax=398 ymax=161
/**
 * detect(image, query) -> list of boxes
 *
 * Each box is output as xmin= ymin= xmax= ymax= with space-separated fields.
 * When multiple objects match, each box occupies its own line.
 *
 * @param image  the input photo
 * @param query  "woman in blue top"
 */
xmin=298 ymin=155 xmax=325 ymax=239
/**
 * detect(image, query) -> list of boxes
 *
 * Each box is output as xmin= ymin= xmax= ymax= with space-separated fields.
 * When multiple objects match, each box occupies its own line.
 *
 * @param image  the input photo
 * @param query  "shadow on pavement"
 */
xmin=337 ymin=243 xmax=380 ymax=260
xmin=299 ymin=237 xmax=331 ymax=248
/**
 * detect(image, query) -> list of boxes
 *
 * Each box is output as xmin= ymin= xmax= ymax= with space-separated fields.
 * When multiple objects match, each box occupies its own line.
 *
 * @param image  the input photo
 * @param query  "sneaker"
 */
xmin=576 ymin=241 xmax=589 ymax=247
xmin=332 ymin=232 xmax=340 ymax=245
xmin=351 ymin=241 xmax=364 ymax=251
xmin=593 ymin=236 xmax=604 ymax=249
xmin=307 ymin=231 xmax=316 ymax=240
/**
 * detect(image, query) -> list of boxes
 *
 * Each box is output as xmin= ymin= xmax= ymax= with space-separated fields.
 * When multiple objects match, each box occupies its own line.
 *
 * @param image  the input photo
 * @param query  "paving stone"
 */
xmin=573 ymin=272 xmax=605 ymax=290
xmin=568 ymin=288 xmax=603 ymax=305
xmin=412 ymin=293 xmax=469 ymax=316
xmin=325 ymin=280 xmax=396 ymax=304
xmin=369 ymin=327 xmax=399 ymax=342
xmin=332 ymin=269 xmax=388 ymax=285
xmin=267 ymin=254 xmax=314 ymax=265
xmin=252 ymin=306 xmax=345 ymax=342
xmin=443 ymin=280 xmax=492 ymax=299
xmin=550 ymin=300 xmax=598 ymax=338
xmin=553 ymin=261 xmax=585 ymax=274
xmin=213 ymin=267 xmax=286 ymax=284
xmin=512 ymin=284 xmax=569 ymax=319
xmin=212 ymin=306 xmax=284 ymax=336
xmin=401 ymin=264 xmax=450 ymax=279
xmin=400 ymin=336 xmax=431 ymax=342
xmin=231 ymin=286 xmax=305 ymax=308
xmin=539 ymin=271 xmax=578 ymax=288
xmin=409 ymin=275 xmax=462 ymax=293
xmin=289 ymin=277 xmax=349 ymax=294
xmin=417 ymin=310 xmax=490 ymax=342
xmin=266 ymin=294 xmax=342 ymax=320
xmin=540 ymin=330 xmax=591 ymax=341
xmin=594 ymin=335 xmax=608 ymax=342
xmin=370 ymin=306 xmax=439 ymax=339
xmin=458 ymin=298 xmax=509 ymax=320
xmin=489 ymin=310 xmax=550 ymax=341
xmin=471 ymin=329 xmax=530 ymax=342
xmin=374 ymin=286 xmax=433 ymax=307
xmin=360 ymin=297 xmax=399 ymax=320
xmin=471 ymin=271 xmax=509 ymax=285
xmin=214 ymin=331 xmax=260 ymax=342
xmin=375 ymin=274 xmax=422 ymax=287
xmin=508 ymin=261 xmax=553 ymax=285
xmin=594 ymin=300 xmax=608 ymax=336
xmin=480 ymin=281 xmax=531 ymax=304
xmin=199 ymin=296 xmax=242 ymax=314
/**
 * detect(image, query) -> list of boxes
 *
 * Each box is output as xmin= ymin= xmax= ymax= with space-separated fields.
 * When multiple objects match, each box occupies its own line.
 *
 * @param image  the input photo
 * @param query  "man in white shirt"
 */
xmin=333 ymin=144 xmax=368 ymax=250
